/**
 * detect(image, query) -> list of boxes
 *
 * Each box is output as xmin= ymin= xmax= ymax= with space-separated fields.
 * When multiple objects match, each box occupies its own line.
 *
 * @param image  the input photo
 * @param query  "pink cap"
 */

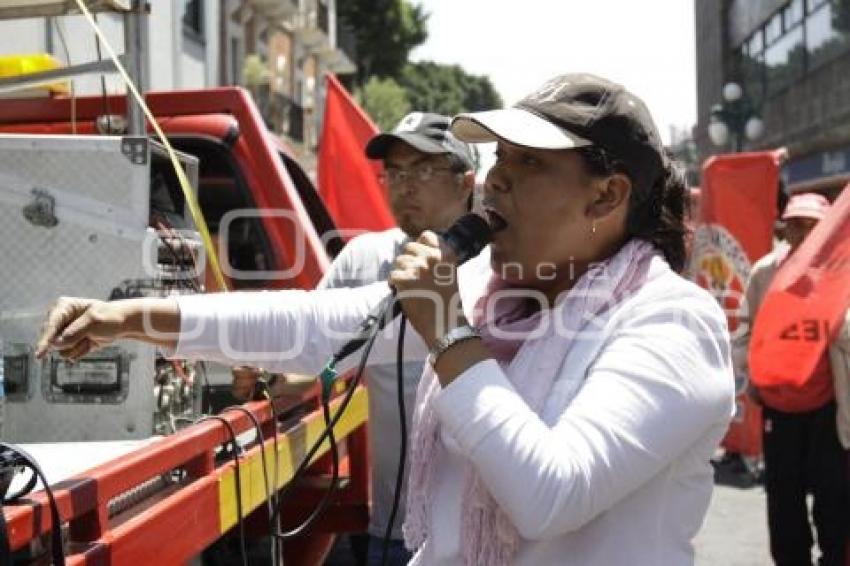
xmin=782 ymin=192 xmax=831 ymax=221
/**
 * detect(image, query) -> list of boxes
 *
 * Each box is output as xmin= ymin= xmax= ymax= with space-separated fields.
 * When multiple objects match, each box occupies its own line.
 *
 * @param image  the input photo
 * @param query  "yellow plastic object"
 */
xmin=0 ymin=53 xmax=69 ymax=94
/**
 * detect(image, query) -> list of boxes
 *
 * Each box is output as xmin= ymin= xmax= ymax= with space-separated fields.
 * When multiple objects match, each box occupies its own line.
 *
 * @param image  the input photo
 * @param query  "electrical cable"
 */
xmin=273 ymin=392 xmax=340 ymax=539
xmin=154 ymin=218 xmax=201 ymax=293
xmin=381 ymin=314 xmax=408 ymax=566
xmin=0 ymin=442 xmax=65 ymax=566
xmin=74 ymin=0 xmax=229 ymax=291
xmin=256 ymin=380 xmax=283 ymax=566
xmin=194 ymin=416 xmax=249 ymax=566
xmin=271 ymin=326 xmax=378 ymax=514
xmin=262 ymin=216 xmax=491 ymax=551
xmin=269 ymin=306 xmax=385 ymax=539
xmin=222 ymin=405 xmax=279 ymax=566
xmin=271 ymin=324 xmax=380 ymax=538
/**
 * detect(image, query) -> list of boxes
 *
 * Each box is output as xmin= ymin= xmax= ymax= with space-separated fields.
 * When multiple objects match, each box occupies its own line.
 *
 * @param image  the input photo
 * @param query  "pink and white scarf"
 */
xmin=403 ymin=239 xmax=658 ymax=565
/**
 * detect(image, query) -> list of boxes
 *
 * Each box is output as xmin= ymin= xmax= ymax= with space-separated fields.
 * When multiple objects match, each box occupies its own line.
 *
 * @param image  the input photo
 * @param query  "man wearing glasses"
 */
xmin=323 ymin=112 xmax=477 ymax=565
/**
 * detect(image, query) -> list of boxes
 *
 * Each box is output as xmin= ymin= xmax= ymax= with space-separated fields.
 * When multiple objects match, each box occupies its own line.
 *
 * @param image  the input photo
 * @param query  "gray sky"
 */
xmin=410 ymin=0 xmax=697 ymax=146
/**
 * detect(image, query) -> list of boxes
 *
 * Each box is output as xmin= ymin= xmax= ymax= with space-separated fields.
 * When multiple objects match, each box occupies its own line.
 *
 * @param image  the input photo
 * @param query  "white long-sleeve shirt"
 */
xmin=171 ymin=253 xmax=734 ymax=565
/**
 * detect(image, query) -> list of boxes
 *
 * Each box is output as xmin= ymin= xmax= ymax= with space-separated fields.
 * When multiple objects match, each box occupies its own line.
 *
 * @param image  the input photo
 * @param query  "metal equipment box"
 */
xmin=0 ymin=133 xmax=198 ymax=442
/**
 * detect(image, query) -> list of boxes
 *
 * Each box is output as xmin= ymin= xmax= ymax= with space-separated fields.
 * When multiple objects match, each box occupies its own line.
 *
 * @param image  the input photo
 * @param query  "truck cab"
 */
xmin=0 ymin=86 xmax=343 ymax=291
xmin=0 ymin=87 xmax=366 ymax=565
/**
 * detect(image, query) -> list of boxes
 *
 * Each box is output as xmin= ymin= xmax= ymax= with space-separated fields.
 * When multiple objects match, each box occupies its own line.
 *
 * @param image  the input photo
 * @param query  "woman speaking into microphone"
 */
xmin=37 ymin=74 xmax=734 ymax=565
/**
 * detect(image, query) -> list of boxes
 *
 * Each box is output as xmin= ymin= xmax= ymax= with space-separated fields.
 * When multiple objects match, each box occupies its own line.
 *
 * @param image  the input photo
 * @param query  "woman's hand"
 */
xmin=36 ymin=297 xmax=127 ymax=361
xmin=36 ymin=297 xmax=181 ymax=361
xmin=389 ymin=231 xmax=466 ymax=348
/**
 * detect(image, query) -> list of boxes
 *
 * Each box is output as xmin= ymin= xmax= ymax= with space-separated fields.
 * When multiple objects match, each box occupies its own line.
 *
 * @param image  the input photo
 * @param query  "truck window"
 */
xmin=278 ymin=151 xmax=345 ymax=259
xmin=168 ymin=136 xmax=275 ymax=290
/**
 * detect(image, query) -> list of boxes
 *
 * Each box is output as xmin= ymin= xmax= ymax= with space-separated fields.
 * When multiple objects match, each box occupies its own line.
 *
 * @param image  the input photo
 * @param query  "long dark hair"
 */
xmin=576 ymin=146 xmax=687 ymax=272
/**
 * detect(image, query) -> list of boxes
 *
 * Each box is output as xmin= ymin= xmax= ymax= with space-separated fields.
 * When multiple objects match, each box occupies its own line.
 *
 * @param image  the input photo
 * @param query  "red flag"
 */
xmin=750 ymin=183 xmax=850 ymax=387
xmin=691 ymin=151 xmax=783 ymax=456
xmin=318 ymin=74 xmax=396 ymax=237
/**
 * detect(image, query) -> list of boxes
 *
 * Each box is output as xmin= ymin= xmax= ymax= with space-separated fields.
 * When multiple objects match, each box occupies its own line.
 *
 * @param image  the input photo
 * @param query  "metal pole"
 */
xmin=124 ymin=0 xmax=147 ymax=136
xmin=0 ymin=58 xmax=120 ymax=94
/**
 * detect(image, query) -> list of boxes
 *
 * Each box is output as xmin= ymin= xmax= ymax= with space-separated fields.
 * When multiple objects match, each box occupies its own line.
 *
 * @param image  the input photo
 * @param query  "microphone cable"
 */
xmin=272 ymin=391 xmax=341 ymax=540
xmin=381 ymin=314 xmax=409 ymax=566
xmin=255 ymin=379 xmax=284 ymax=566
xmin=194 ymin=415 xmax=248 ymax=566
xmin=222 ymin=405 xmax=279 ymax=566
xmin=270 ymin=296 xmax=388 ymax=541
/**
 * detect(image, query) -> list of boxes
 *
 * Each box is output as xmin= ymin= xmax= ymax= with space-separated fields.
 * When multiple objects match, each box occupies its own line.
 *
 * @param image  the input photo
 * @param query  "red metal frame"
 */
xmin=0 ymin=89 xmax=372 ymax=563
xmin=3 ymin=389 xmax=370 ymax=564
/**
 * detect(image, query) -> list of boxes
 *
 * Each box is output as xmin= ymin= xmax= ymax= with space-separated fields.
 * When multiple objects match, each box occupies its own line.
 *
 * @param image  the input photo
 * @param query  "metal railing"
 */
xmin=2 ymin=387 xmax=370 ymax=563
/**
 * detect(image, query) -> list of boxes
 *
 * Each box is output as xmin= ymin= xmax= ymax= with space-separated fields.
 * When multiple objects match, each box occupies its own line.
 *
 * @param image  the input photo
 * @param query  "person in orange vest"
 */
xmin=736 ymin=192 xmax=850 ymax=566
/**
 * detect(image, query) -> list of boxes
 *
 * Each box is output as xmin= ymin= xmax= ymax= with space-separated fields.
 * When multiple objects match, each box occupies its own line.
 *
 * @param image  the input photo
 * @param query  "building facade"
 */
xmin=695 ymin=0 xmax=850 ymax=195
xmin=0 ymin=0 xmax=355 ymax=156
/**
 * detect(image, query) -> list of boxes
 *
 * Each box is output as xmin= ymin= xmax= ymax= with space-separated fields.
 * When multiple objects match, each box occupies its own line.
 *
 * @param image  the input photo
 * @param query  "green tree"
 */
xmin=355 ymin=76 xmax=411 ymax=131
xmin=242 ymin=54 xmax=270 ymax=89
xmin=399 ymin=61 xmax=503 ymax=115
xmin=338 ymin=0 xmax=429 ymax=85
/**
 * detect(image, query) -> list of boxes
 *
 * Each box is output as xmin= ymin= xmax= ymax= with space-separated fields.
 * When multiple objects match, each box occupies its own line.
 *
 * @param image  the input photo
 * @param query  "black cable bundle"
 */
xmin=270 ymin=306 xmax=385 ymax=542
xmin=381 ymin=315 xmax=409 ymax=566
xmin=0 ymin=443 xmax=65 ymax=566
xmin=194 ymin=415 xmax=250 ymax=566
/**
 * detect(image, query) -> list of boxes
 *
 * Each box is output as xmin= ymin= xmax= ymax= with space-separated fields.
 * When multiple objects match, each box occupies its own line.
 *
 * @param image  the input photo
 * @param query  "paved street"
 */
xmin=327 ymin=481 xmax=774 ymax=565
xmin=695 ymin=483 xmax=771 ymax=565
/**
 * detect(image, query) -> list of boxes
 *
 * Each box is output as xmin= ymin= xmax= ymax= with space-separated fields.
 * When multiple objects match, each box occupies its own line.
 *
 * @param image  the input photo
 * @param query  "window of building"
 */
xmin=806 ymin=0 xmax=829 ymax=13
xmin=749 ymin=29 xmax=764 ymax=54
xmin=231 ymin=37 xmax=241 ymax=85
xmin=183 ymin=0 xmax=204 ymax=41
xmin=766 ymin=12 xmax=784 ymax=43
xmin=784 ymin=0 xmax=804 ymax=29
xmin=765 ymin=25 xmax=805 ymax=95
xmin=806 ymin=0 xmax=850 ymax=70
xmin=735 ymin=0 xmax=850 ymax=100
xmin=742 ymin=51 xmax=766 ymax=102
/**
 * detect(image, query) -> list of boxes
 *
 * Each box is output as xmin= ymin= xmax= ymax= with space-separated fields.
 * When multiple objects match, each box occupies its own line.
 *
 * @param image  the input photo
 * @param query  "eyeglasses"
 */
xmin=378 ymin=163 xmax=457 ymax=186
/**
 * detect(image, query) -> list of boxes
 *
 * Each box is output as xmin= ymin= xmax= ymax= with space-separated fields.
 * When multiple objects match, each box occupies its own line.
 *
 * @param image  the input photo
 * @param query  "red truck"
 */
xmin=0 ymin=88 xmax=367 ymax=564
xmin=0 ymin=87 xmax=344 ymax=291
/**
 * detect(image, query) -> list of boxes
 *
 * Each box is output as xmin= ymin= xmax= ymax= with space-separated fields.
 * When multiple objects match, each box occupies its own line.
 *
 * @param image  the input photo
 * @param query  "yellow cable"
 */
xmin=73 ymin=0 xmax=228 ymax=291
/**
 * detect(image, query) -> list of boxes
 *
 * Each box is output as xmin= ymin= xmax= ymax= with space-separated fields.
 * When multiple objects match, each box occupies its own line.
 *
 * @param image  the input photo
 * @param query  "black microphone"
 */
xmin=438 ymin=212 xmax=493 ymax=266
xmin=332 ymin=213 xmax=492 ymax=364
